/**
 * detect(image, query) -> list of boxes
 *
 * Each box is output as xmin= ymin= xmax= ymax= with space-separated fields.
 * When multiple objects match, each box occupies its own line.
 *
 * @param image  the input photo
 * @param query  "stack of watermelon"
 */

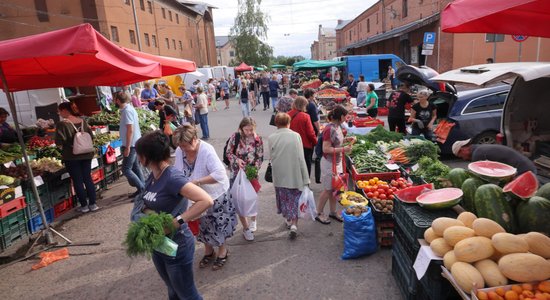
xmin=445 ymin=163 xmax=550 ymax=236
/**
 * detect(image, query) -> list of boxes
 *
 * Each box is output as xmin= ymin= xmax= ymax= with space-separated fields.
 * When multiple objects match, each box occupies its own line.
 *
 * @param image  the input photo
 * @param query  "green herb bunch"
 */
xmin=124 ymin=212 xmax=176 ymax=258
xmin=245 ymin=165 xmax=258 ymax=180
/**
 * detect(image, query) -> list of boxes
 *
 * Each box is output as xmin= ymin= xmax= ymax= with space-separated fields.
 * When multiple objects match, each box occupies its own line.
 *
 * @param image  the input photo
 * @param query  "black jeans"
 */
xmin=261 ymin=92 xmax=270 ymax=109
xmin=388 ymin=117 xmax=407 ymax=134
xmin=65 ymin=159 xmax=96 ymax=207
xmin=367 ymin=108 xmax=378 ymax=118
xmin=303 ymin=147 xmax=313 ymax=177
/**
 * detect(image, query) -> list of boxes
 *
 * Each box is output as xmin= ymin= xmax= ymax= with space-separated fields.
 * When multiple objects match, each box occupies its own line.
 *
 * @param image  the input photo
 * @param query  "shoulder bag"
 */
xmin=68 ymin=120 xmax=94 ymax=155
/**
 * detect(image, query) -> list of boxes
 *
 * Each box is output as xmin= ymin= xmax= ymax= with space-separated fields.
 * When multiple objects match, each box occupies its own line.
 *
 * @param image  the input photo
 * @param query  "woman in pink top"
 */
xmin=131 ymin=87 xmax=141 ymax=108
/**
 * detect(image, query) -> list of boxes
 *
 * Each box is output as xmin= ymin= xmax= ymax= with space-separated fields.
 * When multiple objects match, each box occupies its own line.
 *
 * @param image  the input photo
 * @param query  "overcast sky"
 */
xmin=206 ymin=0 xmax=377 ymax=58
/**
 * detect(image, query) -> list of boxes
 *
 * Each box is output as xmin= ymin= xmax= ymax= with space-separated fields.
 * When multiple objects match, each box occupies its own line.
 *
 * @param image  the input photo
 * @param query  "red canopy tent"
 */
xmin=442 ymin=0 xmax=550 ymax=38
xmin=123 ymin=47 xmax=196 ymax=76
xmin=235 ymin=62 xmax=253 ymax=72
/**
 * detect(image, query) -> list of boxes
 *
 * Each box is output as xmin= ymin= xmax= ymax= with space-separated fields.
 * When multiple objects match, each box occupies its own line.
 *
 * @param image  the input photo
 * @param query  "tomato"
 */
xmin=380 ymin=184 xmax=389 ymax=190
xmin=389 ymin=195 xmax=395 ymax=200
xmin=368 ymin=179 xmax=376 ymax=185
xmin=377 ymin=188 xmax=385 ymax=194
xmin=391 ymin=180 xmax=398 ymax=187
xmin=399 ymin=182 xmax=407 ymax=189
xmin=366 ymin=192 xmax=374 ymax=198
xmin=372 ymin=177 xmax=379 ymax=182
xmin=372 ymin=185 xmax=378 ymax=190
xmin=373 ymin=191 xmax=379 ymax=198
xmin=379 ymin=193 xmax=387 ymax=200
xmin=407 ymin=182 xmax=413 ymax=187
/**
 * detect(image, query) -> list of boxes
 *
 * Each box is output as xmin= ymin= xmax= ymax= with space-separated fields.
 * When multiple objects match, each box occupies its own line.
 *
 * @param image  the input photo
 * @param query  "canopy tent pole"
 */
xmin=0 ymin=66 xmax=71 ymax=246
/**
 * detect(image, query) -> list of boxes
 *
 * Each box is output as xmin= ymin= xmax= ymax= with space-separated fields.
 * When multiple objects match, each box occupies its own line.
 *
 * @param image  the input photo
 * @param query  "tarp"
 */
xmin=235 ymin=62 xmax=253 ymax=72
xmin=123 ymin=47 xmax=196 ymax=76
xmin=442 ymin=0 xmax=550 ymax=38
xmin=293 ymin=60 xmax=346 ymax=71
xmin=0 ymin=23 xmax=163 ymax=92
xmin=271 ymin=64 xmax=286 ymax=69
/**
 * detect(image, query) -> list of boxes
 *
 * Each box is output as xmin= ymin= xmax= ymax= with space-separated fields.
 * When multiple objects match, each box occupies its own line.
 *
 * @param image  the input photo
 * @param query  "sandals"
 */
xmin=315 ymin=213 xmax=331 ymax=225
xmin=329 ymin=213 xmax=343 ymax=223
xmin=199 ymin=253 xmax=215 ymax=268
xmin=212 ymin=251 xmax=229 ymax=271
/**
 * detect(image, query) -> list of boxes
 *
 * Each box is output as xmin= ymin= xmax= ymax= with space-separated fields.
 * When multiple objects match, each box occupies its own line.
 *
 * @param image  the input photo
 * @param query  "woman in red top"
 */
xmin=288 ymin=96 xmax=317 ymax=177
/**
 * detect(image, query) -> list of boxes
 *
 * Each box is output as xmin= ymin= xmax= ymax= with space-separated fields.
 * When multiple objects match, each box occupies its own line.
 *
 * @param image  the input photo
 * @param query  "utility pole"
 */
xmin=130 ymin=0 xmax=143 ymax=51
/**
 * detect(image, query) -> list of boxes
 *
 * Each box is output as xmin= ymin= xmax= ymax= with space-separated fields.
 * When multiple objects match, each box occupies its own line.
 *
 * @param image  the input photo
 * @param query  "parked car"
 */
xmin=396 ymin=65 xmax=510 ymax=155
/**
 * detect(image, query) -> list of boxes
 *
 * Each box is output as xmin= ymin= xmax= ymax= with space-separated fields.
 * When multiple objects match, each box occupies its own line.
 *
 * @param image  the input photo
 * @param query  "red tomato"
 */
xmin=389 ymin=195 xmax=395 ymax=200
xmin=377 ymin=188 xmax=385 ymax=194
xmin=399 ymin=182 xmax=407 ymax=189
xmin=373 ymin=191 xmax=379 ymax=198
xmin=366 ymin=192 xmax=374 ymax=198
xmin=372 ymin=185 xmax=378 ymax=190
xmin=392 ymin=187 xmax=398 ymax=192
xmin=391 ymin=180 xmax=398 ymax=187
xmin=379 ymin=193 xmax=387 ymax=200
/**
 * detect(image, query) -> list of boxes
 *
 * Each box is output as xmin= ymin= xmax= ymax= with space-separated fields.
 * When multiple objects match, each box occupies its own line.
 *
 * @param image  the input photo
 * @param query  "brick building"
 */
xmin=336 ymin=0 xmax=550 ymax=72
xmin=215 ymin=36 xmax=235 ymax=66
xmin=0 ymin=0 xmax=217 ymax=67
xmin=311 ymin=25 xmax=336 ymax=60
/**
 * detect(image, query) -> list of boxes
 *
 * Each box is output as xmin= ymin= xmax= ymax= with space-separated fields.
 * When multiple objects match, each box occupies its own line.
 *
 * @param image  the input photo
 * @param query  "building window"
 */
xmin=176 ymin=13 xmax=179 ymax=24
xmin=486 ymin=34 xmax=504 ymax=42
xmin=172 ymin=39 xmax=176 ymax=49
xmin=179 ymin=41 xmax=182 ymax=50
xmin=147 ymin=1 xmax=152 ymax=13
xmin=144 ymin=33 xmax=150 ymax=46
xmin=367 ymin=19 xmax=370 ymax=32
xmin=152 ymin=35 xmax=157 ymax=47
xmin=229 ymin=51 xmax=235 ymax=57
xmin=190 ymin=39 xmax=193 ymax=48
xmin=129 ymin=30 xmax=136 ymax=44
xmin=35 ymin=0 xmax=49 ymax=22
xmin=402 ymin=0 xmax=408 ymax=18
xmin=162 ymin=8 xmax=166 ymax=19
xmin=111 ymin=26 xmax=119 ymax=42
xmin=168 ymin=10 xmax=172 ymax=21
xmin=188 ymin=17 xmax=191 ymax=26
xmin=165 ymin=38 xmax=169 ymax=49
xmin=124 ymin=0 xmax=130 ymax=5
xmin=139 ymin=0 xmax=144 ymax=10
xmin=376 ymin=13 xmax=379 ymax=24
xmin=349 ymin=31 xmax=351 ymax=41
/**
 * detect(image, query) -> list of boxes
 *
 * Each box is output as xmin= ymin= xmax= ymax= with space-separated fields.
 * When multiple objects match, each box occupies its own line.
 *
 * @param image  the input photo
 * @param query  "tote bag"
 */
xmin=68 ymin=121 xmax=94 ymax=155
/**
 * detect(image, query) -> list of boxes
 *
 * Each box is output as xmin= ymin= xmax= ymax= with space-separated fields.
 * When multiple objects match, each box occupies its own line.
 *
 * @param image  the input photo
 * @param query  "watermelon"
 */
xmin=447 ymin=168 xmax=470 ymax=188
xmin=468 ymin=161 xmax=517 ymax=184
xmin=502 ymin=171 xmax=539 ymax=199
xmin=474 ymin=184 xmax=517 ymax=233
xmin=535 ymin=182 xmax=550 ymax=199
xmin=461 ymin=177 xmax=484 ymax=214
xmin=394 ymin=183 xmax=434 ymax=203
xmin=516 ymin=196 xmax=550 ymax=235
xmin=416 ymin=188 xmax=463 ymax=210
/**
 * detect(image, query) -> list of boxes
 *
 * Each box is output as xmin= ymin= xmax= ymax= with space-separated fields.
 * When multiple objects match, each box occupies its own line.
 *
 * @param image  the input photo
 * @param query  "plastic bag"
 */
xmin=154 ymin=236 xmax=178 ymax=257
xmin=341 ymin=207 xmax=378 ymax=259
xmin=230 ymin=169 xmax=258 ymax=217
xmin=32 ymin=248 xmax=70 ymax=270
xmin=298 ymin=186 xmax=317 ymax=220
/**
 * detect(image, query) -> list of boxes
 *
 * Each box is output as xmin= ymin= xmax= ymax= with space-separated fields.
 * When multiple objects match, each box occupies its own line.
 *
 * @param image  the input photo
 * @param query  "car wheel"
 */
xmin=474 ymin=132 xmax=497 ymax=144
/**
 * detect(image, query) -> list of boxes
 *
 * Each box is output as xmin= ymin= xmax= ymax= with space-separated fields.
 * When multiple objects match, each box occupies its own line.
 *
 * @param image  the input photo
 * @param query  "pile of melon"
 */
xmin=425 ymin=212 xmax=550 ymax=295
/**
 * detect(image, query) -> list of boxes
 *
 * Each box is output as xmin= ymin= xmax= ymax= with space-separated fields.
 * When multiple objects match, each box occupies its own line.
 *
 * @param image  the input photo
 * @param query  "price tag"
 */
xmin=91 ymin=158 xmax=99 ymax=169
xmin=413 ymin=242 xmax=442 ymax=279
xmin=14 ymin=185 xmax=23 ymax=198
xmin=385 ymin=163 xmax=400 ymax=170
xmin=115 ymin=147 xmax=121 ymax=157
xmin=367 ymin=150 xmax=376 ymax=155
xmin=385 ymin=153 xmax=392 ymax=160
xmin=61 ymin=173 xmax=70 ymax=180
xmin=4 ymin=161 xmax=15 ymax=168
xmin=150 ymin=124 xmax=157 ymax=130
xmin=34 ymin=176 xmax=44 ymax=187
xmin=411 ymin=163 xmax=419 ymax=172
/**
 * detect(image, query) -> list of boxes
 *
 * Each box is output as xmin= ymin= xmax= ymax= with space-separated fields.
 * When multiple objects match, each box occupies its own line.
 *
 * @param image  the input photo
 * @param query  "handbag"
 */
xmin=105 ymin=145 xmax=116 ymax=164
xmin=264 ymin=162 xmax=273 ymax=183
xmin=331 ymin=149 xmax=348 ymax=194
xmin=269 ymin=114 xmax=276 ymax=126
xmin=68 ymin=120 xmax=94 ymax=155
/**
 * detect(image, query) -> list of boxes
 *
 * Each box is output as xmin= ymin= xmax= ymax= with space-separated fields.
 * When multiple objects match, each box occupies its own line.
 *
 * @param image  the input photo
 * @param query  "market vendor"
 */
xmin=452 ymin=140 xmax=538 ymax=175
xmin=0 ymin=108 xmax=17 ymax=143
xmin=140 ymin=82 xmax=159 ymax=110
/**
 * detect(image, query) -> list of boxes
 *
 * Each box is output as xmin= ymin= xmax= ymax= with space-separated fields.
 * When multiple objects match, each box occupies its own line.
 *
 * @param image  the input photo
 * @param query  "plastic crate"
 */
xmin=377 ymin=222 xmax=394 ymax=247
xmin=28 ymin=208 xmax=54 ymax=234
xmin=104 ymin=172 xmax=120 ymax=185
xmin=91 ymin=168 xmax=105 ymax=184
xmin=394 ymin=198 xmax=458 ymax=242
xmin=351 ymin=166 xmax=401 ymax=182
xmin=103 ymin=162 xmax=116 ymax=175
xmin=110 ymin=139 xmax=123 ymax=149
xmin=394 ymin=223 xmax=420 ymax=263
xmin=24 ymin=185 xmax=52 ymax=217
xmin=0 ymin=196 xmax=26 ymax=218
xmin=50 ymin=186 xmax=71 ymax=205
xmin=392 ymin=242 xmax=418 ymax=298
xmin=0 ymin=209 xmax=27 ymax=236
xmin=377 ymin=107 xmax=389 ymax=116
xmin=418 ymin=259 xmax=460 ymax=300
xmin=0 ymin=222 xmax=28 ymax=252
xmin=54 ymin=197 xmax=73 ymax=218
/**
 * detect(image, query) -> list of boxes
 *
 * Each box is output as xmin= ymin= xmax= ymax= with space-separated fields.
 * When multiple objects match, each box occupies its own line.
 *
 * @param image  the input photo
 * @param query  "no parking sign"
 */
xmin=512 ymin=35 xmax=529 ymax=42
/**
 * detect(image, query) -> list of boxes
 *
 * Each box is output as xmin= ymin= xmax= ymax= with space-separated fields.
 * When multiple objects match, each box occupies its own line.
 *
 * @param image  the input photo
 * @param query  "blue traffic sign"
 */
xmin=512 ymin=35 xmax=528 ymax=42
xmin=423 ymin=32 xmax=436 ymax=44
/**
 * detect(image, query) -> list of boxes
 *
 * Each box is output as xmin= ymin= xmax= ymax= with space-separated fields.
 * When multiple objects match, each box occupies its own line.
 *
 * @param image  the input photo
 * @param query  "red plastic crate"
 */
xmin=0 ymin=197 xmax=26 ymax=218
xmin=351 ymin=165 xmax=401 ymax=182
xmin=377 ymin=107 xmax=389 ymax=116
xmin=54 ymin=197 xmax=73 ymax=218
xmin=352 ymin=117 xmax=384 ymax=128
xmin=91 ymin=168 xmax=105 ymax=184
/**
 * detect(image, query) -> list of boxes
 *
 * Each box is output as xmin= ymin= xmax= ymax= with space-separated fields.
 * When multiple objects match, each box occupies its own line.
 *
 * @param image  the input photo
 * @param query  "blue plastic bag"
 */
xmin=341 ymin=207 xmax=378 ymax=259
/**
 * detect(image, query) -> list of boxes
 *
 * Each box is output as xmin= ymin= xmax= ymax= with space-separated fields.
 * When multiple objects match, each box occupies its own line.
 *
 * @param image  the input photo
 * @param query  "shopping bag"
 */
xmin=341 ymin=207 xmax=378 ymax=260
xmin=105 ymin=145 xmax=116 ymax=164
xmin=298 ymin=186 xmax=316 ymax=220
xmin=332 ymin=149 xmax=348 ymax=194
xmin=32 ymin=248 xmax=70 ymax=270
xmin=230 ymin=170 xmax=258 ymax=217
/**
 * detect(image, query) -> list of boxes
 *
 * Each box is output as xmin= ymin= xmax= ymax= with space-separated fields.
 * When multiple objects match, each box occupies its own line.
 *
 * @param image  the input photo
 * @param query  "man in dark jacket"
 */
xmin=343 ymin=74 xmax=358 ymax=98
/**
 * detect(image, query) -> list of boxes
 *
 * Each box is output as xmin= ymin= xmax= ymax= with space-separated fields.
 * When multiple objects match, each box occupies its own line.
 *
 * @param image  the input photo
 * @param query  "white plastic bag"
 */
xmin=230 ymin=169 xmax=258 ymax=217
xmin=298 ymin=186 xmax=317 ymax=220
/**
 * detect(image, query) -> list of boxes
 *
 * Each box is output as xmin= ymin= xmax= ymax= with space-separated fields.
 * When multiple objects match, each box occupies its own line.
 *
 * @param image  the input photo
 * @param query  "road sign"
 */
xmin=421 ymin=49 xmax=433 ymax=55
xmin=423 ymin=44 xmax=434 ymax=50
xmin=512 ymin=35 xmax=529 ymax=42
xmin=423 ymin=32 xmax=436 ymax=44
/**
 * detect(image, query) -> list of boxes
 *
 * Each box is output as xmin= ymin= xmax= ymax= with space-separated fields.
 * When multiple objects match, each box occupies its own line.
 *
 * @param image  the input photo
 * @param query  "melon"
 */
xmin=472 ymin=218 xmax=505 ymax=238
xmin=522 ymin=232 xmax=550 ymax=258
xmin=424 ymin=227 xmax=438 ymax=243
xmin=454 ymin=236 xmax=494 ymax=263
xmin=443 ymin=226 xmax=475 ymax=246
xmin=474 ymin=184 xmax=517 ymax=233
xmin=468 ymin=160 xmax=517 ymax=184
xmin=431 ymin=217 xmax=465 ymax=236
xmin=416 ymin=188 xmax=463 ymax=210
xmin=447 ymin=168 xmax=470 ymax=188
xmin=491 ymin=232 xmax=529 ymax=254
xmin=498 ymin=253 xmax=550 ymax=282
xmin=430 ymin=238 xmax=453 ymax=257
xmin=474 ymin=259 xmax=508 ymax=287
xmin=536 ymin=182 xmax=550 ymax=199
xmin=394 ymin=183 xmax=434 ymax=203
xmin=461 ymin=178 xmax=484 ymax=214
xmin=502 ymin=171 xmax=538 ymax=199
xmin=451 ymin=262 xmax=485 ymax=294
xmin=457 ymin=211 xmax=477 ymax=228
xmin=516 ymin=196 xmax=550 ymax=235
xmin=444 ymin=250 xmax=458 ymax=270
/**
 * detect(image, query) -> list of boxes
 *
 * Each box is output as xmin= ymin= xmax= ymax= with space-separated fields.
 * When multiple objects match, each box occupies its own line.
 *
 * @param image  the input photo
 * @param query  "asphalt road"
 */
xmin=0 ymin=98 xmax=401 ymax=300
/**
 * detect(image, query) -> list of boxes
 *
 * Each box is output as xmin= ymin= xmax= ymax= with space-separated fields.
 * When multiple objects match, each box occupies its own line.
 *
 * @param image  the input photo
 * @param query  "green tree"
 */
xmin=229 ymin=0 xmax=273 ymax=67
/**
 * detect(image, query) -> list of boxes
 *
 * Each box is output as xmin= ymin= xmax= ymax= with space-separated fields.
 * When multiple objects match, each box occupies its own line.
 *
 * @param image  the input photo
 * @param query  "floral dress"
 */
xmin=226 ymin=133 xmax=264 ymax=181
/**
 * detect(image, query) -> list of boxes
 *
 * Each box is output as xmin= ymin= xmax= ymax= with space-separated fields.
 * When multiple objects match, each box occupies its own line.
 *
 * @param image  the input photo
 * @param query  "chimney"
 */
xmin=337 ymin=19 xmax=343 ymax=25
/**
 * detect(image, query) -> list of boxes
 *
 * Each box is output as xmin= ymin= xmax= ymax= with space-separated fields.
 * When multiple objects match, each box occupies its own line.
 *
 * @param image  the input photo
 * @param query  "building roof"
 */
xmin=176 ymin=0 xmax=217 ymax=15
xmin=335 ymin=20 xmax=351 ymax=30
xmin=339 ymin=13 xmax=440 ymax=52
xmin=215 ymin=36 xmax=230 ymax=47
xmin=321 ymin=27 xmax=336 ymax=37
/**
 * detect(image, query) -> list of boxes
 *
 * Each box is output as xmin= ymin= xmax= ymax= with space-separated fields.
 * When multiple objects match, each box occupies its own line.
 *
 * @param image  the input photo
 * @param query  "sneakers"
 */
xmin=89 ymin=204 xmax=99 ymax=212
xmin=285 ymin=220 xmax=292 ymax=229
xmin=289 ymin=225 xmax=298 ymax=239
xmin=243 ymin=228 xmax=254 ymax=241
xmin=249 ymin=220 xmax=257 ymax=232
xmin=77 ymin=206 xmax=90 ymax=213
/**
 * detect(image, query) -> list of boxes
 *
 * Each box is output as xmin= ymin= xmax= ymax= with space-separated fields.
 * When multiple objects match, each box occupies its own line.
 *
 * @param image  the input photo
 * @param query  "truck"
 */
xmin=334 ymin=54 xmax=406 ymax=82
